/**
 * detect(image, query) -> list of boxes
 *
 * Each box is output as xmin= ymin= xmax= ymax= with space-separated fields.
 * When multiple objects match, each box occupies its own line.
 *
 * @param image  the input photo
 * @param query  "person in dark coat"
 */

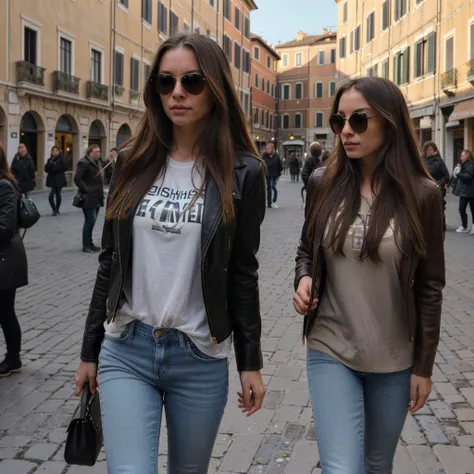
xmin=0 ymin=142 xmax=28 ymax=377
xmin=74 ymin=144 xmax=105 ymax=253
xmin=453 ymin=149 xmax=474 ymax=234
xmin=289 ymin=153 xmax=301 ymax=182
xmin=302 ymin=142 xmax=322 ymax=188
xmin=44 ymin=146 xmax=68 ymax=216
xmin=10 ymin=143 xmax=36 ymax=196
xmin=262 ymin=142 xmax=283 ymax=208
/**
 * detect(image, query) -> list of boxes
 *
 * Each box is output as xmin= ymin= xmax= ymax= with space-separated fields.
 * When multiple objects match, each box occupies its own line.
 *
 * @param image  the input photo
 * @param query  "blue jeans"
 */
xmin=98 ymin=320 xmax=229 ymax=474
xmin=266 ymin=176 xmax=278 ymax=206
xmin=82 ymin=207 xmax=100 ymax=247
xmin=307 ymin=349 xmax=411 ymax=474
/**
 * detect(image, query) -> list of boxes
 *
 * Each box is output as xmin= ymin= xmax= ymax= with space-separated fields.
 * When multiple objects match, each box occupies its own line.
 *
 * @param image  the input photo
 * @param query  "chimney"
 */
xmin=322 ymin=28 xmax=329 ymax=35
xmin=296 ymin=31 xmax=307 ymax=42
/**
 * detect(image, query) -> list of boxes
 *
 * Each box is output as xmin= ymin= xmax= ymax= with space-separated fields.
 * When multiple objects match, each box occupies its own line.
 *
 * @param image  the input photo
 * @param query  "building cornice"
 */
xmin=250 ymin=34 xmax=281 ymax=59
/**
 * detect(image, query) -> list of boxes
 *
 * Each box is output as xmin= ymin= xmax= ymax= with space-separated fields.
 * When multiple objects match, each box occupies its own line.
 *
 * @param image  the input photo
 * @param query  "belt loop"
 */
xmin=177 ymin=331 xmax=186 ymax=349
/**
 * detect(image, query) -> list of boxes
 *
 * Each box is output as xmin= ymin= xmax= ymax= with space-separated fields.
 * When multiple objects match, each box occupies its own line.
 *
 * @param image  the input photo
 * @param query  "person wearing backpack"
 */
xmin=0 ymin=142 xmax=28 ymax=377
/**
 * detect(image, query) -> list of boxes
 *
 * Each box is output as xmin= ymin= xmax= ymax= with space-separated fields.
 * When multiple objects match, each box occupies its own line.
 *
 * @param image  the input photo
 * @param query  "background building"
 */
xmin=335 ymin=0 xmax=474 ymax=171
xmin=275 ymin=30 xmax=337 ymax=160
xmin=250 ymin=34 xmax=279 ymax=153
xmin=0 ymin=0 xmax=256 ymax=188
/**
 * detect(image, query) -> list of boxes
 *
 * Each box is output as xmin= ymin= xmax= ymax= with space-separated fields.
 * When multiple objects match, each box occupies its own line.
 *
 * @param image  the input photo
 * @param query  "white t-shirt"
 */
xmin=105 ymin=157 xmax=232 ymax=358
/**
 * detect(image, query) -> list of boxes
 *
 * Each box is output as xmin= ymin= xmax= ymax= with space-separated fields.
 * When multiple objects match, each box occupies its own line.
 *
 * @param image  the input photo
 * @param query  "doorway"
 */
xmin=453 ymin=136 xmax=464 ymax=169
xmin=55 ymin=115 xmax=77 ymax=172
xmin=20 ymin=112 xmax=39 ymax=169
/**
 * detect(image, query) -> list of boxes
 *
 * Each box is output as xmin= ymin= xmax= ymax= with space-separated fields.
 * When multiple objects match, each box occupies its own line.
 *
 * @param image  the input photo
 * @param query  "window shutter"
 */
xmin=403 ymin=47 xmax=410 ymax=84
xmin=414 ymin=41 xmax=421 ymax=78
xmin=393 ymin=56 xmax=398 ymax=83
xmin=427 ymin=32 xmax=436 ymax=74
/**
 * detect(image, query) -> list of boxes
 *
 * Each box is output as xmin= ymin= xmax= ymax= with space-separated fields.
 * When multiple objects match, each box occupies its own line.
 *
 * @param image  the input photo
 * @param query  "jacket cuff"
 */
xmin=80 ymin=332 xmax=104 ymax=363
xmin=294 ymin=269 xmax=312 ymax=291
xmin=234 ymin=342 xmax=263 ymax=372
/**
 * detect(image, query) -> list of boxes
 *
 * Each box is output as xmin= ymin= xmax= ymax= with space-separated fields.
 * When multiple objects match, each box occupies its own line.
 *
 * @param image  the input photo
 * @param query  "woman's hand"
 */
xmin=293 ymin=276 xmax=318 ymax=315
xmin=409 ymin=375 xmax=432 ymax=414
xmin=237 ymin=371 xmax=266 ymax=417
xmin=74 ymin=361 xmax=98 ymax=396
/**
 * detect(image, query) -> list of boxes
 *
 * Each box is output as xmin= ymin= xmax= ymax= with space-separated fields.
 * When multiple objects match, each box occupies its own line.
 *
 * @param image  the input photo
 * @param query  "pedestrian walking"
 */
xmin=10 ymin=143 xmax=36 ymax=196
xmin=453 ymin=149 xmax=474 ymax=234
xmin=301 ymin=142 xmax=322 ymax=188
xmin=289 ymin=153 xmax=300 ymax=182
xmin=294 ymin=77 xmax=445 ymax=473
xmin=263 ymin=142 xmax=283 ymax=208
xmin=0 ymin=142 xmax=28 ymax=378
xmin=74 ymin=33 xmax=266 ymax=473
xmin=45 ymin=146 xmax=68 ymax=216
xmin=73 ymin=144 xmax=104 ymax=253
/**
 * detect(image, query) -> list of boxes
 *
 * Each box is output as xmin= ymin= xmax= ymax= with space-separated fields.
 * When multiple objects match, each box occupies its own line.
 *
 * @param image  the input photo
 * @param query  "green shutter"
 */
xmin=393 ymin=56 xmax=398 ymax=83
xmin=427 ymin=32 xmax=436 ymax=74
xmin=404 ymin=47 xmax=410 ymax=84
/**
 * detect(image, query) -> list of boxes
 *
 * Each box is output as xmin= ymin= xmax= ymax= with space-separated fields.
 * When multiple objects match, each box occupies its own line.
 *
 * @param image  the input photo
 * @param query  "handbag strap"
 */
xmin=80 ymin=384 xmax=91 ymax=419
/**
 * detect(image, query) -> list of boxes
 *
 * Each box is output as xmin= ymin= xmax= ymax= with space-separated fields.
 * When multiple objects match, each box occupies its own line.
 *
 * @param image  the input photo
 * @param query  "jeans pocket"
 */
xmin=186 ymin=340 xmax=222 ymax=363
xmin=103 ymin=321 xmax=134 ymax=344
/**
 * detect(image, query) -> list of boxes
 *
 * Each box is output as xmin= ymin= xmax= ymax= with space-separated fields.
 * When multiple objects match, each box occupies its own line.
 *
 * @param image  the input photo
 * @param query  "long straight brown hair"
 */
xmin=307 ymin=77 xmax=432 ymax=262
xmin=107 ymin=33 xmax=258 ymax=222
xmin=0 ymin=142 xmax=16 ymax=184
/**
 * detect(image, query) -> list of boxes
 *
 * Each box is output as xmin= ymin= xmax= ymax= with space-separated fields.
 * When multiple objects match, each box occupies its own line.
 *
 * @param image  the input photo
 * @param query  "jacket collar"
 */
xmin=86 ymin=155 xmax=100 ymax=170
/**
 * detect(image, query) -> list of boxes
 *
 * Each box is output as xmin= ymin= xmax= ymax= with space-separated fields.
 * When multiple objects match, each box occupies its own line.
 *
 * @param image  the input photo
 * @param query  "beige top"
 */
xmin=308 ymin=196 xmax=414 ymax=373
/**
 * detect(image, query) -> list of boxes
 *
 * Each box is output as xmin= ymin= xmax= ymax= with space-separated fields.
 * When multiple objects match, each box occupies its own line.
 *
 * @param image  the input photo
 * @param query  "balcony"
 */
xmin=467 ymin=60 xmax=474 ymax=86
xmin=52 ymin=71 xmax=80 ymax=95
xmin=86 ymin=81 xmax=109 ymax=101
xmin=16 ymin=61 xmax=46 ymax=86
xmin=130 ymin=89 xmax=140 ymax=102
xmin=440 ymin=68 xmax=457 ymax=97
xmin=114 ymin=85 xmax=125 ymax=98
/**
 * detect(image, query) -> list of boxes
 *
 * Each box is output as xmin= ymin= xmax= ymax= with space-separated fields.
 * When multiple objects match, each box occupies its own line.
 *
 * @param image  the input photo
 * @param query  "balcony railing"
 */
xmin=16 ymin=61 xmax=46 ymax=86
xmin=114 ymin=85 xmax=125 ymax=97
xmin=130 ymin=89 xmax=140 ymax=102
xmin=440 ymin=68 xmax=457 ymax=90
xmin=467 ymin=60 xmax=474 ymax=79
xmin=87 ymin=81 xmax=109 ymax=101
xmin=52 ymin=71 xmax=80 ymax=95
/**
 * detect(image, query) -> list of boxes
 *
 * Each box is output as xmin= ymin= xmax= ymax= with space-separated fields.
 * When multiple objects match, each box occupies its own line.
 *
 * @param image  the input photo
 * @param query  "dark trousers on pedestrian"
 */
xmin=48 ymin=186 xmax=62 ymax=212
xmin=0 ymin=289 xmax=21 ymax=359
xmin=459 ymin=197 xmax=474 ymax=228
xmin=82 ymin=207 xmax=100 ymax=247
xmin=266 ymin=177 xmax=278 ymax=207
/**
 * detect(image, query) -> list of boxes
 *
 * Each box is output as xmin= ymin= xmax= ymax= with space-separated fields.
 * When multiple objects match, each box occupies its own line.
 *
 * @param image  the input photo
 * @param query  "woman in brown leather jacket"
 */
xmin=294 ymin=77 xmax=445 ymax=473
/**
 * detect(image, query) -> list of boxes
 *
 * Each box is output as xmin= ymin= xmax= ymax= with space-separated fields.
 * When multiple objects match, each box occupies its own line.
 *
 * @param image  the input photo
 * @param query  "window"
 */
xmin=266 ymin=80 xmax=270 ymax=94
xmin=339 ymin=37 xmax=346 ymax=58
xmin=194 ymin=23 xmax=200 ymax=34
xmin=267 ymin=56 xmax=271 ymax=68
xmin=244 ymin=17 xmax=250 ymax=39
xmin=24 ymin=27 xmax=37 ymax=65
xmin=394 ymin=0 xmax=407 ymax=22
xmin=318 ymin=51 xmax=324 ymax=65
xmin=60 ymin=37 xmax=72 ymax=75
xmin=315 ymin=81 xmax=323 ymax=98
xmin=224 ymin=35 xmax=232 ymax=61
xmin=470 ymin=24 xmax=474 ymax=60
xmin=331 ymin=48 xmax=336 ymax=64
xmin=234 ymin=43 xmax=241 ymax=69
xmin=90 ymin=49 xmax=102 ymax=83
xmin=243 ymin=50 xmax=250 ymax=73
xmin=119 ymin=0 xmax=128 ymax=7
xmin=415 ymin=32 xmax=436 ymax=78
xmin=394 ymin=47 xmax=410 ymax=85
xmin=295 ymin=83 xmax=303 ymax=99
xmin=254 ymin=46 xmax=260 ymax=60
xmin=271 ymin=83 xmax=275 ymax=97
xmin=296 ymin=53 xmax=302 ymax=67
xmin=261 ymin=109 xmax=265 ymax=126
xmin=183 ymin=21 xmax=190 ymax=33
xmin=142 ymin=0 xmax=152 ymax=23
xmin=261 ymin=78 xmax=265 ymax=90
xmin=295 ymin=114 xmax=302 ymax=129
xmin=158 ymin=2 xmax=168 ymax=34
xmin=283 ymin=115 xmax=290 ymax=129
xmin=354 ymin=26 xmax=361 ymax=51
xmin=209 ymin=0 xmax=215 ymax=6
xmin=254 ymin=108 xmax=259 ymax=125
xmin=255 ymin=73 xmax=259 ymax=88
xmin=343 ymin=2 xmax=348 ymax=23
xmin=130 ymin=57 xmax=140 ymax=92
xmin=382 ymin=0 xmax=390 ymax=31
xmin=223 ymin=0 xmax=231 ymax=20
xmin=269 ymin=114 xmax=273 ymax=130
xmin=244 ymin=93 xmax=250 ymax=116
xmin=282 ymin=84 xmax=290 ymax=100
xmin=367 ymin=64 xmax=378 ymax=76
xmin=315 ymin=112 xmax=323 ymax=128
xmin=234 ymin=7 xmax=240 ymax=30
xmin=282 ymin=54 xmax=289 ymax=67
xmin=143 ymin=63 xmax=151 ymax=86
xmin=329 ymin=81 xmax=336 ymax=97
xmin=367 ymin=12 xmax=375 ymax=43
xmin=445 ymin=36 xmax=454 ymax=72
xmin=170 ymin=11 xmax=179 ymax=34
xmin=114 ymin=51 xmax=124 ymax=86
xmin=381 ymin=59 xmax=389 ymax=78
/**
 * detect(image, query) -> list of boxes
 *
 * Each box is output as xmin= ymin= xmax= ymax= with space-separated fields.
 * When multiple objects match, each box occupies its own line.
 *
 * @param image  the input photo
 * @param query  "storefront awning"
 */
xmin=282 ymin=140 xmax=304 ymax=146
xmin=448 ymin=98 xmax=474 ymax=121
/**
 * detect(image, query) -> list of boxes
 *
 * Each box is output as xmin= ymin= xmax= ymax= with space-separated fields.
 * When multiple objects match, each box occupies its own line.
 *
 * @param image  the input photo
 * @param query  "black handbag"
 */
xmin=64 ymin=384 xmax=103 ymax=466
xmin=18 ymin=195 xmax=40 ymax=229
xmin=72 ymin=192 xmax=84 ymax=208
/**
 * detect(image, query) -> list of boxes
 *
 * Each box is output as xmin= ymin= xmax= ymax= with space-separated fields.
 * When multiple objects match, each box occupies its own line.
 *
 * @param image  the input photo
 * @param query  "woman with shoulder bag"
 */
xmin=0 ymin=142 xmax=28 ymax=377
xmin=74 ymin=34 xmax=266 ymax=473
xmin=294 ymin=77 xmax=445 ymax=473
xmin=453 ymin=149 xmax=474 ymax=234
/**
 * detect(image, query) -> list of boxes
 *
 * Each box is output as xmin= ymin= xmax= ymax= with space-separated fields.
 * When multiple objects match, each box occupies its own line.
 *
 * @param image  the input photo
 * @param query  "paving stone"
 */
xmin=456 ymin=434 xmax=474 ymax=447
xmin=429 ymin=400 xmax=456 ymax=420
xmin=393 ymin=445 xmax=418 ymax=474
xmin=407 ymin=445 xmax=444 ymax=474
xmin=460 ymin=387 xmax=474 ymax=405
xmin=33 ymin=461 xmax=67 ymax=474
xmin=0 ymin=459 xmax=38 ymax=474
xmin=433 ymin=445 xmax=474 ymax=474
xmin=23 ymin=443 xmax=58 ymax=461
xmin=220 ymin=434 xmax=263 ymax=472
xmin=282 ymin=390 xmax=309 ymax=407
xmin=274 ymin=366 xmax=303 ymax=380
xmin=416 ymin=416 xmax=449 ymax=445
xmin=401 ymin=414 xmax=426 ymax=445
xmin=454 ymin=408 xmax=474 ymax=421
xmin=274 ymin=406 xmax=302 ymax=423
xmin=283 ymin=440 xmax=318 ymax=473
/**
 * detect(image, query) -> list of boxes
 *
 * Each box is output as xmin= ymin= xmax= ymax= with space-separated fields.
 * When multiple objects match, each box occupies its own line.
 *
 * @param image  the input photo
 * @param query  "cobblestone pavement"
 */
xmin=1 ymin=178 xmax=474 ymax=474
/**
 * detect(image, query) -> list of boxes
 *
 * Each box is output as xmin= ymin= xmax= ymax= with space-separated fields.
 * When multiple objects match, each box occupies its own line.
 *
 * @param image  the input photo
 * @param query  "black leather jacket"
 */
xmin=80 ymin=152 xmax=266 ymax=372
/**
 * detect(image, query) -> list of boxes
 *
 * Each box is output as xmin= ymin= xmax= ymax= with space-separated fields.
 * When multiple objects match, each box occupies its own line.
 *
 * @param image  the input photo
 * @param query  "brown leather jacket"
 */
xmin=295 ymin=168 xmax=445 ymax=378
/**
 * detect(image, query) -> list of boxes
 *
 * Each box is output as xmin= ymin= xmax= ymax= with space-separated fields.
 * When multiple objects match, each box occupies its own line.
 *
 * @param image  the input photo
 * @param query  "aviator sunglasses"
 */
xmin=153 ymin=73 xmax=207 ymax=95
xmin=329 ymin=112 xmax=374 ymax=135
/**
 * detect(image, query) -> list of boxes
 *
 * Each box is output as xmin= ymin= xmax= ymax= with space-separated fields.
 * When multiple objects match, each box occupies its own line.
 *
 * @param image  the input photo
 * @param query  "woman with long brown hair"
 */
xmin=0 ymin=142 xmax=28 ymax=377
xmin=74 ymin=34 xmax=266 ymax=472
xmin=294 ymin=77 xmax=445 ymax=472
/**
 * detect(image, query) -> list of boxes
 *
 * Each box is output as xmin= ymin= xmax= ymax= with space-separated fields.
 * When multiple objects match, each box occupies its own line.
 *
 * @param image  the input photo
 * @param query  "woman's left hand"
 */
xmin=237 ymin=371 xmax=266 ymax=417
xmin=409 ymin=374 xmax=432 ymax=414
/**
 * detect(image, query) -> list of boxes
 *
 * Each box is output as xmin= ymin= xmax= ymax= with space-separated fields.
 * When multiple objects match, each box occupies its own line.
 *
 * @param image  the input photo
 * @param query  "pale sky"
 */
xmin=251 ymin=0 xmax=338 ymax=47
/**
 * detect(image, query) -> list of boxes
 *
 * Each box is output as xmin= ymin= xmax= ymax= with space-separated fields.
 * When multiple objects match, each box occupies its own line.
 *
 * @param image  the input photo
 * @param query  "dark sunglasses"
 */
xmin=329 ymin=112 xmax=373 ymax=134
xmin=153 ymin=73 xmax=207 ymax=95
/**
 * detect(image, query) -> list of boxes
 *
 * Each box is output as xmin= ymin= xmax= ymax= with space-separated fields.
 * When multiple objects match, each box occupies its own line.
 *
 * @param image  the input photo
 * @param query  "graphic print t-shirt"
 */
xmin=105 ymin=157 xmax=231 ymax=358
